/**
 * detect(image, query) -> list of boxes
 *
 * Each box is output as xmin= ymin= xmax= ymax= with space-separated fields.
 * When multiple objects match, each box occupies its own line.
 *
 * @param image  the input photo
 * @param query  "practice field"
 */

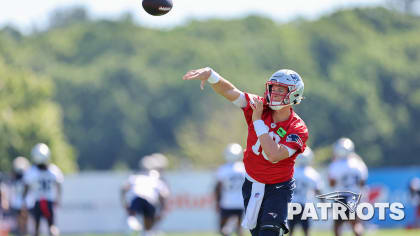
xmin=70 ymin=228 xmax=420 ymax=236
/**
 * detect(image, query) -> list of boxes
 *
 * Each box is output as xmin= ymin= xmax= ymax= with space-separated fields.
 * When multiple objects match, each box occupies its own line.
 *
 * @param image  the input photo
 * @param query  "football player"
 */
xmin=121 ymin=153 xmax=170 ymax=235
xmin=289 ymin=147 xmax=322 ymax=236
xmin=183 ymin=68 xmax=308 ymax=236
xmin=23 ymin=143 xmax=63 ymax=236
xmin=408 ymin=177 xmax=420 ymax=228
xmin=215 ymin=143 xmax=246 ymax=236
xmin=9 ymin=157 xmax=31 ymax=236
xmin=328 ymin=138 xmax=368 ymax=236
xmin=0 ymin=171 xmax=9 ymax=231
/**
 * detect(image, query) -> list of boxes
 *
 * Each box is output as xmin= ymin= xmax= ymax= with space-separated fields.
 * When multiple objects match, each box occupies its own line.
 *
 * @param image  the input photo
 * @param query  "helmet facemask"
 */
xmin=265 ymin=81 xmax=293 ymax=110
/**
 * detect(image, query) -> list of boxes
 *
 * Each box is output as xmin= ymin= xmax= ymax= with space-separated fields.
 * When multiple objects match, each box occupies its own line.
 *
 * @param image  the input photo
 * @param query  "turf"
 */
xmin=69 ymin=228 xmax=420 ymax=236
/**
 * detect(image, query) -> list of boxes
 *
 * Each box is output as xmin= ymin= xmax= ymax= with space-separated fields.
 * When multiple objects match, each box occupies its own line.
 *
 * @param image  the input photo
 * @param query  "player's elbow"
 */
xmin=266 ymin=149 xmax=288 ymax=163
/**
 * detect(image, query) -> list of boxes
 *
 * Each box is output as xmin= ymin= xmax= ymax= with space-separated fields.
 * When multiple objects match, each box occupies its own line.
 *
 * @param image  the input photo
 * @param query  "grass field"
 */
xmin=69 ymin=228 xmax=420 ymax=236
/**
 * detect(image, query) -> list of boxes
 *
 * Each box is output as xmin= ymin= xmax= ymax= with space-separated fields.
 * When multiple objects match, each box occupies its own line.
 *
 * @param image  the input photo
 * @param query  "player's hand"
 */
xmin=182 ymin=67 xmax=212 ymax=90
xmin=250 ymin=97 xmax=264 ymax=122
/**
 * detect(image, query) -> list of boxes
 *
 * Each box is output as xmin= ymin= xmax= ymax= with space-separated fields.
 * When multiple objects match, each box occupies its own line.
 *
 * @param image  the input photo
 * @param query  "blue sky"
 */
xmin=1 ymin=0 xmax=385 ymax=31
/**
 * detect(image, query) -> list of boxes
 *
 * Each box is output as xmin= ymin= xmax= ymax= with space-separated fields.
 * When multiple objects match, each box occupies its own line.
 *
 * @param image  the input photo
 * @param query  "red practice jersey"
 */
xmin=242 ymin=93 xmax=309 ymax=184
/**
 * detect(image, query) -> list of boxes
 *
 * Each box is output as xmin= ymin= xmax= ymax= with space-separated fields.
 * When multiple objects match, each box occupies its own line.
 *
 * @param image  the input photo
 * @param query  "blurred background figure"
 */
xmin=289 ymin=147 xmax=322 ymax=236
xmin=9 ymin=156 xmax=30 ymax=236
xmin=214 ymin=143 xmax=245 ymax=236
xmin=23 ymin=143 xmax=63 ymax=236
xmin=328 ymin=138 xmax=368 ymax=236
xmin=408 ymin=177 xmax=420 ymax=229
xmin=121 ymin=153 xmax=170 ymax=236
xmin=0 ymin=171 xmax=10 ymax=236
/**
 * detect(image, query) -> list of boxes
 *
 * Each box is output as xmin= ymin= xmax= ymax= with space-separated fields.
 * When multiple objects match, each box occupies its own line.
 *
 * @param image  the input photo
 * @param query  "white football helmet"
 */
xmin=295 ymin=147 xmax=314 ymax=166
xmin=140 ymin=153 xmax=168 ymax=171
xmin=13 ymin=156 xmax=30 ymax=174
xmin=31 ymin=143 xmax=51 ymax=164
xmin=264 ymin=69 xmax=304 ymax=110
xmin=224 ymin=143 xmax=243 ymax=162
xmin=333 ymin=137 xmax=355 ymax=159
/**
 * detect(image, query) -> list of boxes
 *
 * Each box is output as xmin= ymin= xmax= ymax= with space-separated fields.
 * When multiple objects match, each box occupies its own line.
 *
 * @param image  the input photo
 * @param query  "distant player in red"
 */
xmin=183 ymin=67 xmax=308 ymax=236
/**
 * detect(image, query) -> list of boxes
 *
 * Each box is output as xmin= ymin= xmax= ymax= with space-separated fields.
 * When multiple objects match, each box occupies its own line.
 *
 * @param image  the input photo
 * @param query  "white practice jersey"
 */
xmin=328 ymin=154 xmax=368 ymax=194
xmin=292 ymin=166 xmax=322 ymax=204
xmin=9 ymin=178 xmax=27 ymax=209
xmin=23 ymin=164 xmax=63 ymax=202
xmin=216 ymin=161 xmax=245 ymax=209
xmin=125 ymin=173 xmax=170 ymax=205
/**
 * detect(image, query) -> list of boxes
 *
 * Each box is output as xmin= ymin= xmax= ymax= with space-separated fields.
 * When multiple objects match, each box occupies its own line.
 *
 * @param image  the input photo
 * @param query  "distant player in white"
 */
xmin=408 ymin=177 xmax=420 ymax=228
xmin=9 ymin=156 xmax=31 ymax=236
xmin=121 ymin=153 xmax=170 ymax=235
xmin=328 ymin=138 xmax=368 ymax=236
xmin=289 ymin=147 xmax=322 ymax=236
xmin=214 ymin=143 xmax=246 ymax=236
xmin=0 ymin=171 xmax=9 ymax=229
xmin=23 ymin=143 xmax=63 ymax=236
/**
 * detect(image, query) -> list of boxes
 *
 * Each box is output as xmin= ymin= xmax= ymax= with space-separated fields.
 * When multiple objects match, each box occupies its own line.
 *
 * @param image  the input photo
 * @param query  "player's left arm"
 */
xmin=358 ymin=159 xmax=368 ymax=187
xmin=157 ymin=181 xmax=171 ymax=221
xmin=0 ymin=183 xmax=9 ymax=211
xmin=22 ymin=184 xmax=30 ymax=210
xmin=214 ymin=181 xmax=222 ymax=211
xmin=55 ymin=182 xmax=62 ymax=207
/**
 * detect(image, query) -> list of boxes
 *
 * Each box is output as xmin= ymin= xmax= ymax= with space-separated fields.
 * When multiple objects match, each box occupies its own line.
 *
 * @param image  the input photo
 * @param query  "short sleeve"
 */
xmin=280 ymin=118 xmax=308 ymax=153
xmin=357 ymin=160 xmax=368 ymax=181
xmin=50 ymin=164 xmax=64 ymax=183
xmin=158 ymin=180 xmax=170 ymax=198
xmin=215 ymin=166 xmax=225 ymax=181
xmin=281 ymin=132 xmax=307 ymax=153
xmin=312 ymin=170 xmax=323 ymax=191
xmin=242 ymin=93 xmax=263 ymax=126
xmin=328 ymin=161 xmax=340 ymax=181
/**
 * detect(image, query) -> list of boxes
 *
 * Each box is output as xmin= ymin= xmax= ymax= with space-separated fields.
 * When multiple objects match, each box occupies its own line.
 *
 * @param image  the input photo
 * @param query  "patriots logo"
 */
xmin=316 ymin=191 xmax=361 ymax=213
xmin=286 ymin=134 xmax=303 ymax=147
xmin=290 ymin=74 xmax=299 ymax=82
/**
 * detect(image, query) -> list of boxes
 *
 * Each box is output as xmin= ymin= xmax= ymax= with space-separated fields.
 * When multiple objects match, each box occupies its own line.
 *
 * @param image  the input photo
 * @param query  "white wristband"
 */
xmin=207 ymin=68 xmax=221 ymax=84
xmin=253 ymin=120 xmax=269 ymax=137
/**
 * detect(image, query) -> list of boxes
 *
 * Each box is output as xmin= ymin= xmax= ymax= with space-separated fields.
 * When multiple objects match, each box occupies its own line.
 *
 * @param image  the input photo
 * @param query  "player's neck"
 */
xmin=272 ymin=106 xmax=291 ymax=123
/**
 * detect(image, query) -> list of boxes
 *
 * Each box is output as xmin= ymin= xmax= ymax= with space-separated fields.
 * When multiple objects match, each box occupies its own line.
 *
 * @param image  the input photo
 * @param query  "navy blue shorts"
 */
xmin=31 ymin=200 xmax=55 ymax=225
xmin=242 ymin=178 xmax=295 ymax=235
xmin=220 ymin=208 xmax=244 ymax=218
xmin=288 ymin=203 xmax=310 ymax=231
xmin=129 ymin=197 xmax=156 ymax=218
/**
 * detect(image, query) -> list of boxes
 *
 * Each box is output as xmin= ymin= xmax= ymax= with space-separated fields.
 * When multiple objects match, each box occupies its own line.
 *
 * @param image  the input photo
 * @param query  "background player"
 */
xmin=328 ymin=137 xmax=368 ymax=236
xmin=289 ymin=147 xmax=322 ymax=236
xmin=183 ymin=67 xmax=308 ymax=236
xmin=408 ymin=177 xmax=420 ymax=228
xmin=9 ymin=156 xmax=31 ymax=236
xmin=121 ymin=153 xmax=170 ymax=235
xmin=214 ymin=143 xmax=246 ymax=236
xmin=23 ymin=143 xmax=63 ymax=236
xmin=0 ymin=171 xmax=9 ymax=236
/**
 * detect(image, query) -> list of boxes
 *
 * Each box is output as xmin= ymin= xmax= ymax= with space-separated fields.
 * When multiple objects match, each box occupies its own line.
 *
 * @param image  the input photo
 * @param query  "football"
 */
xmin=142 ymin=0 xmax=173 ymax=16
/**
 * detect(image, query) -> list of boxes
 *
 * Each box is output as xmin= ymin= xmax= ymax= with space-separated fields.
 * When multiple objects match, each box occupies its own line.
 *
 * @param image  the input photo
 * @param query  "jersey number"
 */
xmin=38 ymin=179 xmax=52 ymax=192
xmin=251 ymin=131 xmax=281 ymax=161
